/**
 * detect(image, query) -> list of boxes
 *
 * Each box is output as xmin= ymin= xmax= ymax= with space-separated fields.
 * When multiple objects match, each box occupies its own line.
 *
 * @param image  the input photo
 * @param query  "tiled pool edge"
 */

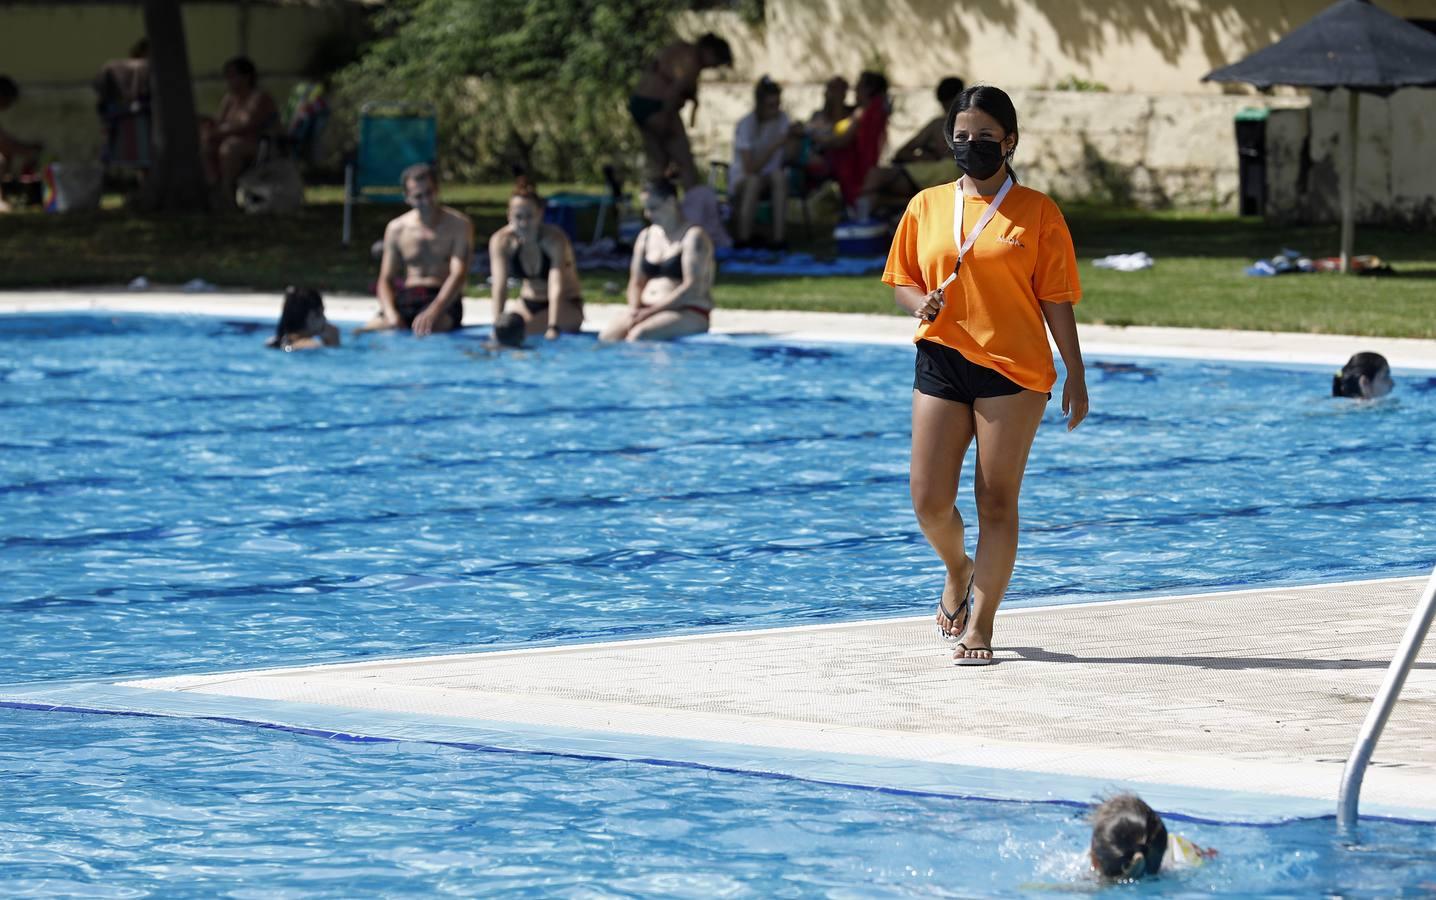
xmin=3 ymin=290 xmax=1436 ymax=371
xmin=3 ymin=676 xmax=1433 ymax=828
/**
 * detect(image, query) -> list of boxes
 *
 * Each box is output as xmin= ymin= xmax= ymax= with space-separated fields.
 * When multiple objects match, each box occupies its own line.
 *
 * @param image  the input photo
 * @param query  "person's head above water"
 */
xmin=272 ymin=285 xmax=325 ymax=346
xmin=0 ymin=75 xmax=19 ymax=112
xmin=696 ymin=33 xmax=733 ymax=69
xmin=400 ymin=163 xmax=438 ymax=215
xmin=1090 ymin=794 xmax=1169 ymax=880
xmin=1333 ymin=352 xmax=1393 ymax=399
xmin=508 ymin=172 xmax=544 ymax=236
xmin=945 ymin=84 xmax=1019 ymax=182
xmin=493 ymin=311 xmax=526 ymax=348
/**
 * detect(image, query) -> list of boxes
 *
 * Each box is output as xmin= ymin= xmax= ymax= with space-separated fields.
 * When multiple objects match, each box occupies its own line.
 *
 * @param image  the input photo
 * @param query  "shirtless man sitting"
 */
xmin=358 ymin=163 xmax=473 ymax=337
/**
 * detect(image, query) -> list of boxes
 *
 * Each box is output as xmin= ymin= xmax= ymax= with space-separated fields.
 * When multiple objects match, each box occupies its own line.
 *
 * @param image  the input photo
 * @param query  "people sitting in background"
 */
xmin=1089 ymin=794 xmax=1215 ymax=880
xmin=200 ymin=57 xmax=278 ymax=200
xmin=730 ymin=76 xmax=801 ymax=250
xmin=858 ymin=76 xmax=964 ymax=221
xmin=812 ymin=70 xmax=889 ymax=220
xmin=806 ymin=76 xmax=853 ymax=148
xmin=487 ymin=174 xmax=585 ymax=340
xmin=358 ymin=163 xmax=473 ymax=337
xmin=94 ymin=39 xmax=152 ymax=167
xmin=599 ymin=178 xmax=714 ymax=343
xmin=0 ymin=76 xmax=44 ymax=213
xmin=266 ymin=285 xmax=339 ymax=350
xmin=1333 ymin=352 xmax=1394 ymax=399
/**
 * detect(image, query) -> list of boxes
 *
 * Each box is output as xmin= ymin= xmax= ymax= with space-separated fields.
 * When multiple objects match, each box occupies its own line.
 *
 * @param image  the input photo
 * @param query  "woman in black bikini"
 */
xmin=487 ymin=176 xmax=585 ymax=339
xmin=599 ymin=178 xmax=714 ymax=343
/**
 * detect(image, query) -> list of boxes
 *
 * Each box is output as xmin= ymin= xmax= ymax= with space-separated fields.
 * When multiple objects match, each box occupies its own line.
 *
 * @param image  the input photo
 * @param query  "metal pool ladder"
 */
xmin=1337 ymin=564 xmax=1436 ymax=831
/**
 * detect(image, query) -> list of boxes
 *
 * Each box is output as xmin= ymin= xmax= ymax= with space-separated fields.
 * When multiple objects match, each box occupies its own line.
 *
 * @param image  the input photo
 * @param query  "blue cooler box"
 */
xmin=833 ymin=220 xmax=888 ymax=255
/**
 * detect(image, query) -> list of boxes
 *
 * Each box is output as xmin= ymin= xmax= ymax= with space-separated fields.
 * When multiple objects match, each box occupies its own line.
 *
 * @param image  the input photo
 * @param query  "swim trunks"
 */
xmin=394 ymin=286 xmax=461 ymax=329
xmin=914 ymin=339 xmax=1037 ymax=405
xmin=628 ymin=95 xmax=665 ymax=128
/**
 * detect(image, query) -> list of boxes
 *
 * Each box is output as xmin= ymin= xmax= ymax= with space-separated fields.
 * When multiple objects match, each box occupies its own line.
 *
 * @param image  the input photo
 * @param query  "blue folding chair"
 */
xmin=341 ymin=102 xmax=437 ymax=245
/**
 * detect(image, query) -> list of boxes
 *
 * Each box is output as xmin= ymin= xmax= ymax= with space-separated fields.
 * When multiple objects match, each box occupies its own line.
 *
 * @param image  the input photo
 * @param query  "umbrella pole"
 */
xmin=1340 ymin=89 xmax=1360 ymax=274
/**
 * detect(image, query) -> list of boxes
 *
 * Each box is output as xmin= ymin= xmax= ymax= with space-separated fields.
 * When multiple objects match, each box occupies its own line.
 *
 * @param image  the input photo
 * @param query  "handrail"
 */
xmin=1337 ymin=564 xmax=1436 ymax=832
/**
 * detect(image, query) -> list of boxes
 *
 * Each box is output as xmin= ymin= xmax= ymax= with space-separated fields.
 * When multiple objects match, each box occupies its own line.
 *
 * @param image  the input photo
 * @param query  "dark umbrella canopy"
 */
xmin=1203 ymin=0 xmax=1436 ymax=94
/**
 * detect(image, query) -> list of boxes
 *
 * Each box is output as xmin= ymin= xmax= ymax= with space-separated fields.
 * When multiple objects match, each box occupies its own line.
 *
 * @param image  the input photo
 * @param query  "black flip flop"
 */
xmin=954 ymin=641 xmax=994 ymax=666
xmin=936 ymin=571 xmax=974 ymax=642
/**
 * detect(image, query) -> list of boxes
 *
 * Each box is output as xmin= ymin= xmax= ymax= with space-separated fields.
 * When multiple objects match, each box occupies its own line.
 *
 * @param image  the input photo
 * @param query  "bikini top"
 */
xmin=509 ymin=238 xmax=553 ymax=280
xmin=639 ymin=226 xmax=697 ymax=280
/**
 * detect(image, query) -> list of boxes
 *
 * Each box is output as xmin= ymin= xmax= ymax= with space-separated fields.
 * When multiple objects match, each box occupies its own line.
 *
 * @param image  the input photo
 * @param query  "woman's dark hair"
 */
xmin=223 ymin=56 xmax=258 ymax=86
xmin=754 ymin=75 xmax=781 ymax=105
xmin=511 ymin=169 xmax=544 ymax=208
xmin=642 ymin=177 xmax=680 ymax=202
xmin=936 ymin=76 xmax=965 ymax=109
xmin=1333 ymin=351 xmax=1389 ymax=398
xmin=696 ymin=33 xmax=733 ymax=68
xmin=0 ymin=76 xmax=18 ymax=103
xmin=1090 ymin=794 xmax=1168 ymax=879
xmin=493 ymin=311 xmax=526 ymax=348
xmin=130 ymin=38 xmax=150 ymax=59
xmin=945 ymin=84 xmax=1020 ymax=179
xmin=273 ymin=286 xmax=324 ymax=346
xmin=856 ymin=70 xmax=888 ymax=98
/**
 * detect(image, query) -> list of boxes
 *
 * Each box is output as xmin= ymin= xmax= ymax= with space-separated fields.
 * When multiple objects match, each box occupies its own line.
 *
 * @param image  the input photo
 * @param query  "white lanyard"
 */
xmin=948 ymin=174 xmax=1012 ymax=281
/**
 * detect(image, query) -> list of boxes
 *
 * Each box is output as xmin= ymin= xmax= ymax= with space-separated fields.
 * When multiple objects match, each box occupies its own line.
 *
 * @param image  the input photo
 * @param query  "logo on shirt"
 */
xmin=996 ymin=233 xmax=1026 ymax=248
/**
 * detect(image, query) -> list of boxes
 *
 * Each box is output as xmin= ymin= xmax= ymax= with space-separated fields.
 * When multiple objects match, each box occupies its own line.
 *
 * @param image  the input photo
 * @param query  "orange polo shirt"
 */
xmin=882 ymin=181 xmax=1081 ymax=392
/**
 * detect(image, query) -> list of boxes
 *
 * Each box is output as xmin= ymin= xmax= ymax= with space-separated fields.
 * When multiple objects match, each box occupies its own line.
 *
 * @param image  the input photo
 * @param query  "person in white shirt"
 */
xmin=729 ymin=76 xmax=800 ymax=249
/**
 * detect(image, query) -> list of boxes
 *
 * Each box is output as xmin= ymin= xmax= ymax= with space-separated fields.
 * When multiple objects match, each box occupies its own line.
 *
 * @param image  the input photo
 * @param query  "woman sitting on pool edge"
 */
xmin=1333 ymin=352 xmax=1393 ymax=399
xmin=488 ymin=174 xmax=585 ymax=340
xmin=600 ymin=178 xmax=715 ymax=342
xmin=266 ymin=286 xmax=338 ymax=351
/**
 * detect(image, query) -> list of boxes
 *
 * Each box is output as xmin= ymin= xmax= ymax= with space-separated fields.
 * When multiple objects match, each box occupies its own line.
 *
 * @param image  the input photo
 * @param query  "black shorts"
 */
xmin=913 ymin=339 xmax=1032 ymax=405
xmin=395 ymin=287 xmax=461 ymax=329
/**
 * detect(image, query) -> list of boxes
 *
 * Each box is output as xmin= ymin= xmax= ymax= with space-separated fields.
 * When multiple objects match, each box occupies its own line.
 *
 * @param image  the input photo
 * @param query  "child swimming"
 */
xmin=267 ymin=285 xmax=339 ymax=351
xmin=1089 ymin=794 xmax=1215 ymax=880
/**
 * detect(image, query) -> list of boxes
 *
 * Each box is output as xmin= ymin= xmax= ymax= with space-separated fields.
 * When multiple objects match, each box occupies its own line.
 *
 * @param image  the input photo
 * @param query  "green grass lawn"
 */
xmin=3 ymin=183 xmax=1433 ymax=337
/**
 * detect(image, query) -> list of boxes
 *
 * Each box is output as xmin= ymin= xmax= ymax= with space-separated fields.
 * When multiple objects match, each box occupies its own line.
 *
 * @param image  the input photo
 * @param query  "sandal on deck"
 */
xmin=954 ymin=642 xmax=994 ymax=667
xmin=936 ymin=571 xmax=974 ymax=642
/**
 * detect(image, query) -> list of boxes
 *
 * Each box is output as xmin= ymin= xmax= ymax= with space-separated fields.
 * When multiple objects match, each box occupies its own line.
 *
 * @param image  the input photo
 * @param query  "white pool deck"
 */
xmin=3 ymin=289 xmax=1435 ymax=824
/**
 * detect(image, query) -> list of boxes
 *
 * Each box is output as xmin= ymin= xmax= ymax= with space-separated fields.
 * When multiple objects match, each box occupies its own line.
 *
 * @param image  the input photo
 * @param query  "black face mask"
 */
xmin=951 ymin=139 xmax=1008 ymax=180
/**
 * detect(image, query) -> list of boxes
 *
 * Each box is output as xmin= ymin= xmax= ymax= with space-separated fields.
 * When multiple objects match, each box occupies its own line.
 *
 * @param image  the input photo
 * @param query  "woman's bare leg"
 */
xmin=910 ymin=390 xmax=977 ymax=636
xmin=598 ymin=309 xmax=636 ymax=342
xmin=627 ymin=309 xmax=708 ymax=341
xmin=958 ymin=390 xmax=1048 ymax=661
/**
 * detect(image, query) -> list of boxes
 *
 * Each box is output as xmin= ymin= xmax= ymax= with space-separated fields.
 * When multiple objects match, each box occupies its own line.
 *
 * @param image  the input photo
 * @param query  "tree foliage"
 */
xmin=336 ymin=0 xmax=681 ymax=183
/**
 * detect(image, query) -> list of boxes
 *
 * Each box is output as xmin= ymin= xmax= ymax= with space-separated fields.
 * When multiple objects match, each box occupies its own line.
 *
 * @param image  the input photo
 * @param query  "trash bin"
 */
xmin=1235 ymin=107 xmax=1268 ymax=217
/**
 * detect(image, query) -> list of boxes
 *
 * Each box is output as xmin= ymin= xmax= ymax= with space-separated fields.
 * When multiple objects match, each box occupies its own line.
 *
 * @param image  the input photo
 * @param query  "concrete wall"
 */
xmin=680 ymin=1 xmax=1436 ymax=215
xmin=0 ymin=2 xmax=352 ymax=162
xmin=1267 ymin=89 xmax=1436 ymax=226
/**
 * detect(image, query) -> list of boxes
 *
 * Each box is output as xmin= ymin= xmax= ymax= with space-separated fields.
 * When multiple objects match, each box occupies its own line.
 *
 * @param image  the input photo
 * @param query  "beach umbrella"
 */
xmin=1203 ymin=0 xmax=1436 ymax=272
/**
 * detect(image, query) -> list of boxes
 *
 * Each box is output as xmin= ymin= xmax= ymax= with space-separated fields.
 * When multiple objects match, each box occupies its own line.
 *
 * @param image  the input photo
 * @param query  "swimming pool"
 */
xmin=3 ymin=312 xmax=1435 ymax=895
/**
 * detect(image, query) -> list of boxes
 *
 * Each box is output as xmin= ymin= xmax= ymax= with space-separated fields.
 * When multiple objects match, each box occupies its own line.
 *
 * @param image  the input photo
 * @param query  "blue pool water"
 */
xmin=3 ymin=312 xmax=1435 ymax=895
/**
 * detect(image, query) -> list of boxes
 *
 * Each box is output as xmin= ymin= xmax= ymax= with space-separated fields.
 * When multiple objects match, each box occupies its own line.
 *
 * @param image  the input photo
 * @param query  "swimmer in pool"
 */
xmin=1089 ymin=794 xmax=1215 ymax=880
xmin=266 ymin=285 xmax=338 ymax=350
xmin=1333 ymin=352 xmax=1394 ymax=400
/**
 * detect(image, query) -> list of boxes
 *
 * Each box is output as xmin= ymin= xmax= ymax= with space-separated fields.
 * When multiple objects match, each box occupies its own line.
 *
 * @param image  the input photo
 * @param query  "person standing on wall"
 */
xmin=882 ymin=85 xmax=1088 ymax=666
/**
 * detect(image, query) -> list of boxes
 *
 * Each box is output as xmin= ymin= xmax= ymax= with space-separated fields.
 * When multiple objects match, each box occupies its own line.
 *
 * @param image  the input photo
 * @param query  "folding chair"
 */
xmin=341 ymin=102 xmax=437 ymax=245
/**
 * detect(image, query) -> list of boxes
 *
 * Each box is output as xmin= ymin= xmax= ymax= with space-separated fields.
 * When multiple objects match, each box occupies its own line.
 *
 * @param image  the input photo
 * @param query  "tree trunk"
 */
xmin=140 ymin=0 xmax=210 ymax=211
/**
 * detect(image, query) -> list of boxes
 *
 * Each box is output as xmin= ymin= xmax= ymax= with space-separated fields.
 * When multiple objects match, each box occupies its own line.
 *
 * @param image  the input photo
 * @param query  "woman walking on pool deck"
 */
xmin=882 ymin=85 xmax=1088 ymax=666
xmin=599 ymin=178 xmax=715 ymax=343
xmin=488 ymin=175 xmax=585 ymax=339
